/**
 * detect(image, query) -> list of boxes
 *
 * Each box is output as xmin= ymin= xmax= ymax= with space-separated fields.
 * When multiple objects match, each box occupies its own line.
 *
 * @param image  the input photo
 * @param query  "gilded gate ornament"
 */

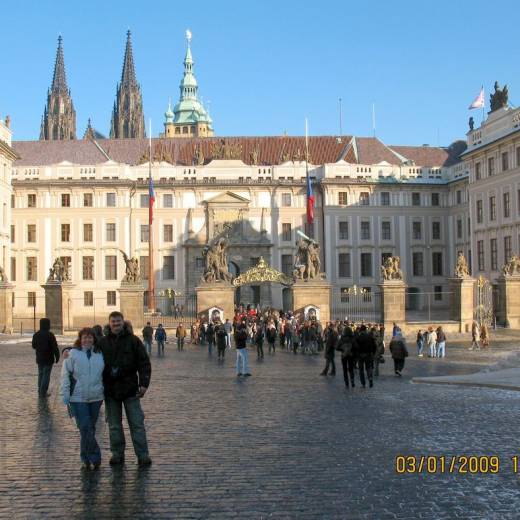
xmin=232 ymin=257 xmax=294 ymax=287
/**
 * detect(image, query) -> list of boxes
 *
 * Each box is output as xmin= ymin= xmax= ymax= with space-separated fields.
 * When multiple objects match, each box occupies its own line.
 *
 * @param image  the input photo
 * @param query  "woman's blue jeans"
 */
xmin=70 ymin=401 xmax=103 ymax=464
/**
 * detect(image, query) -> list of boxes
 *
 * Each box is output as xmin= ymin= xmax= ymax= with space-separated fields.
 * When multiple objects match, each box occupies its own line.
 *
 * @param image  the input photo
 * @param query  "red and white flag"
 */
xmin=469 ymin=87 xmax=484 ymax=110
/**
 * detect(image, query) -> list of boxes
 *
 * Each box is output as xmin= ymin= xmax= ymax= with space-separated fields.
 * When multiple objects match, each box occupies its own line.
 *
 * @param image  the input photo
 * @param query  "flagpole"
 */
xmin=148 ymin=118 xmax=155 ymax=312
xmin=481 ymin=85 xmax=485 ymax=124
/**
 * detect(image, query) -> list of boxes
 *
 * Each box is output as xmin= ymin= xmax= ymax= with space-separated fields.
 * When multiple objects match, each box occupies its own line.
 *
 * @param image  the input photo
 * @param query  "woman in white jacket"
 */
xmin=61 ymin=328 xmax=105 ymax=469
xmin=426 ymin=326 xmax=437 ymax=358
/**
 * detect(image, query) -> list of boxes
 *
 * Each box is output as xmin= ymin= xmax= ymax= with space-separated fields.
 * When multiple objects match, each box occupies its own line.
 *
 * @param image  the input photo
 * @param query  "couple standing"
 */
xmin=59 ymin=311 xmax=152 ymax=469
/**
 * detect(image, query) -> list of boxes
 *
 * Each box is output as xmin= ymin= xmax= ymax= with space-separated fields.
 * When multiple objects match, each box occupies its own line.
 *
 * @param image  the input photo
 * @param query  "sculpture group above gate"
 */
xmin=232 ymin=257 xmax=294 ymax=287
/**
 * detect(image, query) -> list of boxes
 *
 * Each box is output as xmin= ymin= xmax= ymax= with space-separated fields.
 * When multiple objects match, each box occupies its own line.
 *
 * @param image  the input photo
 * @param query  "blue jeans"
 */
xmin=144 ymin=339 xmax=152 ymax=355
xmin=208 ymin=341 xmax=214 ymax=354
xmin=236 ymin=348 xmax=250 ymax=374
xmin=226 ymin=333 xmax=231 ymax=348
xmin=37 ymin=364 xmax=53 ymax=397
xmin=417 ymin=339 xmax=424 ymax=356
xmin=157 ymin=340 xmax=165 ymax=355
xmin=437 ymin=341 xmax=446 ymax=358
xmin=70 ymin=401 xmax=103 ymax=464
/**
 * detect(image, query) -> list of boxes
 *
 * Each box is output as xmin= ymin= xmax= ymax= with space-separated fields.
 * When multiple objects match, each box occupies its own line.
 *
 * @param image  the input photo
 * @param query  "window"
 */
xmin=10 ymin=258 xmax=16 ymax=282
xmin=412 ymin=252 xmax=424 ymax=276
xmin=434 ymin=286 xmax=443 ymax=301
xmin=475 ymin=162 xmax=481 ymax=180
xmin=195 ymin=257 xmax=204 ymax=269
xmin=164 ymin=224 xmax=173 ymax=242
xmin=488 ymin=156 xmax=495 ymax=176
xmin=476 ymin=200 xmax=483 ymax=223
xmin=360 ymin=221 xmax=370 ymax=240
xmin=412 ymin=221 xmax=422 ymax=240
xmin=83 ymin=223 xmax=93 ymax=242
xmin=61 ymin=224 xmax=70 ymax=242
xmin=107 ymin=291 xmax=116 ymax=306
xmin=381 ymin=192 xmax=390 ymax=206
xmin=456 ymin=190 xmax=462 ymax=204
xmin=339 ymin=221 xmax=349 ymax=240
xmin=338 ymin=253 xmax=351 ymax=278
xmin=105 ymin=256 xmax=117 ymax=280
xmin=27 ymin=194 xmax=36 ymax=207
xmin=163 ymin=194 xmax=173 ymax=208
xmin=106 ymin=193 xmax=116 ymax=207
xmin=106 ymin=223 xmax=116 ymax=242
xmin=489 ymin=196 xmax=496 ymax=221
xmin=502 ymin=151 xmax=509 ymax=171
xmin=60 ymin=257 xmax=71 ymax=277
xmin=27 ymin=257 xmax=37 ymax=281
xmin=140 ymin=256 xmax=149 ymax=280
xmin=338 ymin=192 xmax=348 ymax=205
xmin=503 ymin=192 xmax=510 ymax=218
xmin=432 ymin=252 xmax=443 ymax=276
xmin=11 ymin=194 xmax=14 ymax=208
xmin=412 ymin=193 xmax=421 ymax=206
xmin=10 ymin=225 xmax=14 ymax=243
xmin=84 ymin=291 xmax=93 ymax=307
xmin=282 ymin=223 xmax=292 ymax=242
xmin=27 ymin=224 xmax=36 ymax=243
xmin=61 ymin=194 xmax=70 ymax=207
xmin=457 ymin=219 xmax=463 ymax=239
xmin=141 ymin=225 xmax=149 ymax=243
xmin=381 ymin=252 xmax=392 ymax=267
xmin=250 ymin=257 xmax=260 ymax=267
xmin=83 ymin=193 xmax=93 ymax=207
xmin=490 ymin=239 xmax=498 ymax=271
xmin=359 ymin=192 xmax=369 ymax=206
xmin=282 ymin=193 xmax=292 ymax=206
xmin=360 ymin=253 xmax=372 ymax=277
xmin=381 ymin=221 xmax=391 ymax=240
xmin=281 ymin=254 xmax=293 ymax=276
xmin=28 ymin=292 xmax=36 ymax=308
xmin=477 ymin=240 xmax=485 ymax=271
xmin=432 ymin=222 xmax=441 ymax=240
xmin=163 ymin=256 xmax=175 ymax=279
xmin=504 ymin=236 xmax=512 ymax=262
xmin=431 ymin=193 xmax=440 ymax=206
xmin=140 ymin=194 xmax=149 ymax=208
xmin=83 ymin=256 xmax=94 ymax=280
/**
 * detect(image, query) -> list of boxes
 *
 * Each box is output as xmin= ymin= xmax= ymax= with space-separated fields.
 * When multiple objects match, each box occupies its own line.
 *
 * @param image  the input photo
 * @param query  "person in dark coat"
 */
xmin=32 ymin=318 xmax=60 ymax=398
xmin=389 ymin=332 xmax=409 ymax=376
xmin=356 ymin=325 xmax=376 ymax=388
xmin=320 ymin=323 xmax=338 ymax=376
xmin=215 ymin=323 xmax=227 ymax=360
xmin=98 ymin=311 xmax=152 ymax=466
xmin=372 ymin=326 xmax=385 ymax=377
xmin=254 ymin=325 xmax=264 ymax=359
xmin=206 ymin=322 xmax=215 ymax=355
xmin=336 ymin=326 xmax=357 ymax=388
xmin=266 ymin=324 xmax=277 ymax=354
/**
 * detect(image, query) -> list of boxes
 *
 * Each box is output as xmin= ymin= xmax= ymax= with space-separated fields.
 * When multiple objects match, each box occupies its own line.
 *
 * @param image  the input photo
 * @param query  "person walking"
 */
xmin=61 ymin=328 xmax=104 ymax=469
xmin=470 ymin=321 xmax=480 ymax=351
xmin=254 ymin=324 xmax=264 ymax=359
xmin=372 ymin=326 xmax=385 ymax=377
xmin=32 ymin=318 xmax=60 ymax=398
xmin=266 ymin=323 xmax=277 ymax=354
xmin=154 ymin=324 xmax=167 ymax=356
xmin=142 ymin=322 xmax=154 ymax=356
xmin=206 ymin=321 xmax=215 ymax=355
xmin=416 ymin=329 xmax=425 ymax=357
xmin=336 ymin=326 xmax=357 ymax=388
xmin=426 ymin=326 xmax=437 ymax=358
xmin=436 ymin=326 xmax=446 ymax=358
xmin=356 ymin=325 xmax=376 ymax=388
xmin=389 ymin=331 xmax=409 ymax=376
xmin=480 ymin=323 xmax=490 ymax=349
xmin=99 ymin=311 xmax=152 ymax=466
xmin=235 ymin=323 xmax=251 ymax=376
xmin=320 ymin=323 xmax=338 ymax=376
xmin=215 ymin=323 xmax=227 ymax=360
xmin=224 ymin=318 xmax=233 ymax=349
xmin=176 ymin=323 xmax=186 ymax=351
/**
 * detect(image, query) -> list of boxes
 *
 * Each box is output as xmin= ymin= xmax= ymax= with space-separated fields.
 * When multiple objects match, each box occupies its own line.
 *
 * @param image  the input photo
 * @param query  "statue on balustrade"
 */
xmin=201 ymin=237 xmax=232 ymax=283
xmin=120 ymin=250 xmax=141 ymax=284
xmin=380 ymin=256 xmax=403 ymax=281
xmin=454 ymin=252 xmax=471 ymax=278
xmin=501 ymin=255 xmax=520 ymax=277
xmin=0 ymin=264 xmax=7 ymax=283
xmin=293 ymin=236 xmax=323 ymax=281
xmin=47 ymin=257 xmax=70 ymax=283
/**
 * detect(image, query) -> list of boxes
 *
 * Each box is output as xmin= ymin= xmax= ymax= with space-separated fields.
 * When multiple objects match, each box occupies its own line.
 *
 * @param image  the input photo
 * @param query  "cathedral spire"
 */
xmin=110 ymin=30 xmax=145 ymax=138
xmin=40 ymin=36 xmax=76 ymax=140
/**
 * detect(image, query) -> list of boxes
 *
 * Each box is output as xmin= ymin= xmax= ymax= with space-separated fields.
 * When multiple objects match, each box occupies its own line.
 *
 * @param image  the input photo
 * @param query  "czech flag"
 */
xmin=306 ymin=174 xmax=315 ymax=224
xmin=149 ymin=176 xmax=155 ymax=224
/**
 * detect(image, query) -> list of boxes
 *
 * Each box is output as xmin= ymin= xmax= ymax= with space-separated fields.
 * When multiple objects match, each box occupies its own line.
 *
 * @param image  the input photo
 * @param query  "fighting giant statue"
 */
xmin=201 ymin=237 xmax=232 ymax=283
xmin=47 ymin=257 xmax=70 ymax=282
xmin=120 ymin=250 xmax=141 ymax=284
xmin=380 ymin=256 xmax=403 ymax=281
xmin=293 ymin=232 xmax=323 ymax=281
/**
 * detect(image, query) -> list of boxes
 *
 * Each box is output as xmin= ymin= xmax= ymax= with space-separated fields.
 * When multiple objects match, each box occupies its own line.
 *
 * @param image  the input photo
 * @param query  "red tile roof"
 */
xmin=388 ymin=145 xmax=454 ymax=167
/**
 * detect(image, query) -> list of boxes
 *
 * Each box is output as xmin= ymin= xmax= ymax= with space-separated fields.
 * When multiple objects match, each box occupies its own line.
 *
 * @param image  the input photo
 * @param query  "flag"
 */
xmin=148 ymin=175 xmax=155 ymax=224
xmin=306 ymin=174 xmax=315 ymax=224
xmin=469 ymin=87 xmax=484 ymax=109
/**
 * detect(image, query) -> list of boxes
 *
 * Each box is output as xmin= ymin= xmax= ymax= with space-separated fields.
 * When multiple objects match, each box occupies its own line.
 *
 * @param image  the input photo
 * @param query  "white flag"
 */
xmin=469 ymin=87 xmax=484 ymax=109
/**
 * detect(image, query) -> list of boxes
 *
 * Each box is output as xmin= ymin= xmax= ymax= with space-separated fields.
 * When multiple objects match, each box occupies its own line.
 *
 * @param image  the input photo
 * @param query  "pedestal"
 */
xmin=118 ymin=283 xmax=145 ymax=329
xmin=41 ymin=282 xmax=75 ymax=334
xmin=497 ymin=276 xmax=520 ymax=328
xmin=196 ymin=283 xmax=235 ymax=322
xmin=292 ymin=279 xmax=332 ymax=323
xmin=0 ymin=283 xmax=14 ymax=333
xmin=448 ymin=277 xmax=476 ymax=332
xmin=379 ymin=281 xmax=405 ymax=329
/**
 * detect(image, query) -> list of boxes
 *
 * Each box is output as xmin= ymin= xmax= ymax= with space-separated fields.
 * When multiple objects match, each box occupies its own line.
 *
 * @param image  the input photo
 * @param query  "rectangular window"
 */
xmin=162 ymin=256 xmax=175 ymax=280
xmin=456 ymin=190 xmax=462 ymax=204
xmin=412 ymin=192 xmax=421 ymax=206
xmin=61 ymin=194 xmax=70 ymax=207
xmin=489 ymin=196 xmax=496 ymax=221
xmin=11 ymin=194 xmax=14 ymax=208
xmin=82 ymin=256 xmax=94 ymax=280
xmin=432 ymin=252 xmax=443 ymax=276
xmin=196 ymin=257 xmax=204 ymax=269
xmin=140 ymin=194 xmax=149 ymax=208
xmin=84 ymin=291 xmax=93 ymax=307
xmin=360 ymin=221 xmax=370 ymax=240
xmin=490 ymin=239 xmax=498 ymax=271
xmin=432 ymin=221 xmax=441 ymax=240
xmin=106 ymin=223 xmax=116 ymax=242
xmin=282 ymin=193 xmax=292 ymax=206
xmin=504 ymin=236 xmax=512 ymax=262
xmin=250 ymin=257 xmax=260 ymax=267
xmin=140 ymin=256 xmax=149 ymax=280
xmin=61 ymin=223 xmax=70 ymax=242
xmin=163 ymin=224 xmax=173 ymax=242
xmin=163 ymin=194 xmax=173 ymax=208
xmin=434 ymin=286 xmax=443 ymax=301
xmin=412 ymin=252 xmax=424 ymax=276
xmin=10 ymin=225 xmax=14 ymax=243
xmin=27 ymin=257 xmax=37 ymax=281
xmin=338 ymin=192 xmax=348 ymax=205
xmin=105 ymin=255 xmax=117 ymax=280
xmin=27 ymin=194 xmax=36 ymax=208
xmin=339 ymin=221 xmax=349 ymax=240
xmin=27 ymin=224 xmax=36 ymax=243
xmin=10 ymin=258 xmax=16 ymax=282
xmin=381 ymin=221 xmax=391 ymax=240
xmin=107 ymin=291 xmax=116 ymax=306
xmin=475 ymin=162 xmax=481 ymax=180
xmin=141 ymin=224 xmax=149 ymax=243
xmin=502 ymin=151 xmax=509 ymax=171
xmin=106 ymin=193 xmax=116 ymax=207
xmin=412 ymin=221 xmax=422 ymax=240
xmin=431 ymin=193 xmax=440 ymax=206
xmin=360 ymin=253 xmax=372 ymax=277
xmin=457 ymin=219 xmax=463 ymax=239
xmin=83 ymin=223 xmax=93 ymax=242
xmin=281 ymin=254 xmax=293 ymax=276
xmin=60 ymin=257 xmax=71 ymax=277
xmin=338 ymin=253 xmax=351 ymax=278
xmin=488 ymin=156 xmax=495 ymax=176
xmin=477 ymin=240 xmax=485 ymax=271
xmin=381 ymin=192 xmax=390 ymax=206
xmin=282 ymin=223 xmax=292 ymax=242
xmin=359 ymin=192 xmax=369 ymax=206
xmin=28 ymin=292 xmax=36 ymax=308
xmin=476 ymin=200 xmax=483 ymax=223
xmin=83 ymin=193 xmax=93 ymax=207
xmin=503 ymin=192 xmax=511 ymax=218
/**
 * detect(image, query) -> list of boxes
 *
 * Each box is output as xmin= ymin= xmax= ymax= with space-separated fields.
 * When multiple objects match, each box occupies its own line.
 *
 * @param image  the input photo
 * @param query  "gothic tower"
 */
xmin=39 ymin=36 xmax=76 ymax=141
xmin=110 ymin=31 xmax=145 ymax=139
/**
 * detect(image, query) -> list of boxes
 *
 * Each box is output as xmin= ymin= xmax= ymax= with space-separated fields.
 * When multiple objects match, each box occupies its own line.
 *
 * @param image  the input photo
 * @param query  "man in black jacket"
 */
xmin=99 ymin=311 xmax=152 ymax=466
xmin=320 ymin=323 xmax=338 ymax=376
xmin=356 ymin=325 xmax=376 ymax=388
xmin=32 ymin=318 xmax=60 ymax=398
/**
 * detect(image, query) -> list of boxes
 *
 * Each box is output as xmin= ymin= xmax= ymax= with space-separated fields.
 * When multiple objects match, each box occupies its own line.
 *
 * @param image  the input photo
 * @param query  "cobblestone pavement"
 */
xmin=2 ymin=340 xmax=520 ymax=519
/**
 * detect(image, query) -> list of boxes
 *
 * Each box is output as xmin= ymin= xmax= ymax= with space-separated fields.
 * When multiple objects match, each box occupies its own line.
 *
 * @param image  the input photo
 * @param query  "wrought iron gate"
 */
xmin=331 ymin=286 xmax=381 ymax=323
xmin=474 ymin=276 xmax=494 ymax=326
xmin=144 ymin=293 xmax=197 ymax=327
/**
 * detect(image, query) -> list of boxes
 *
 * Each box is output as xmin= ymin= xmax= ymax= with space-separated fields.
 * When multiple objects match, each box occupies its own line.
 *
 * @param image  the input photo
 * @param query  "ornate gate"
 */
xmin=331 ymin=286 xmax=381 ymax=323
xmin=474 ymin=275 xmax=494 ymax=326
xmin=144 ymin=293 xmax=197 ymax=327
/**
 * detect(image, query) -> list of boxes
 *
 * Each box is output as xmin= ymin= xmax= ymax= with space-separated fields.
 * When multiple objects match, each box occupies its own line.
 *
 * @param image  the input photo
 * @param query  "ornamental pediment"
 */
xmin=204 ymin=191 xmax=250 ymax=205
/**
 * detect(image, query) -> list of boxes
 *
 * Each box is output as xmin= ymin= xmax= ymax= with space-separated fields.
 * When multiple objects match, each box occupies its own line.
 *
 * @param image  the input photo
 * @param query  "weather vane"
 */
xmin=186 ymin=29 xmax=192 ymax=44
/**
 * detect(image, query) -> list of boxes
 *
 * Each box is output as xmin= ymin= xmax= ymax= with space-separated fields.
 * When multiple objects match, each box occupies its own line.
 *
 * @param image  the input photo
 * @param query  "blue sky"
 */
xmin=1 ymin=0 xmax=519 ymax=145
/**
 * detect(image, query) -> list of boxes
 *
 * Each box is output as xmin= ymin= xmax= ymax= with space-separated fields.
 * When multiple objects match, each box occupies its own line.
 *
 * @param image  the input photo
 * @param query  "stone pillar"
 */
xmin=497 ymin=276 xmax=520 ymax=328
xmin=41 ymin=282 xmax=75 ymax=334
xmin=379 ymin=281 xmax=405 ymax=329
xmin=118 ymin=283 xmax=145 ymax=329
xmin=196 ymin=282 xmax=235 ymax=322
xmin=448 ymin=277 xmax=476 ymax=332
xmin=0 ymin=282 xmax=14 ymax=333
xmin=292 ymin=280 xmax=332 ymax=323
